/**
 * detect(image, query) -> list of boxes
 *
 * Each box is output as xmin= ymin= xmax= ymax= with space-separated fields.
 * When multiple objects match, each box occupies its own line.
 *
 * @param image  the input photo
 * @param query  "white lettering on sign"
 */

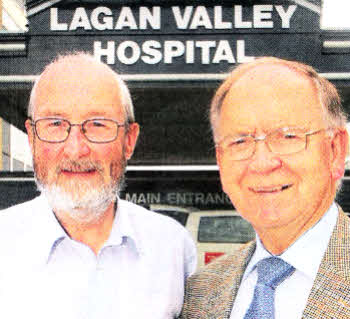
xmin=254 ymin=5 xmax=273 ymax=28
xmin=189 ymin=6 xmax=212 ymax=29
xmin=50 ymin=5 xmax=298 ymax=31
xmin=167 ymin=192 xmax=231 ymax=206
xmin=172 ymin=5 xmax=297 ymax=30
xmin=50 ymin=4 xmax=299 ymax=67
xmin=234 ymin=5 xmax=252 ymax=28
xmin=139 ymin=6 xmax=161 ymax=29
xmin=50 ymin=8 xmax=68 ymax=30
xmin=171 ymin=6 xmax=193 ymax=29
xmin=124 ymin=192 xmax=231 ymax=206
xmin=94 ymin=40 xmax=115 ymax=64
xmin=115 ymin=7 xmax=137 ymax=29
xmin=125 ymin=193 xmax=161 ymax=205
xmin=50 ymin=6 xmax=161 ymax=31
xmin=94 ymin=39 xmax=255 ymax=65
xmin=194 ymin=41 xmax=216 ymax=64
xmin=90 ymin=7 xmax=113 ymax=31
xmin=214 ymin=6 xmax=232 ymax=29
xmin=70 ymin=7 xmax=92 ymax=30
xmin=164 ymin=41 xmax=186 ymax=63
xmin=142 ymin=40 xmax=162 ymax=64
xmin=275 ymin=5 xmax=297 ymax=28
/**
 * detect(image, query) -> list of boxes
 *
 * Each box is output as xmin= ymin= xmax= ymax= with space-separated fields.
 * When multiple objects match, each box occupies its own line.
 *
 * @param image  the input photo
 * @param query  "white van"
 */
xmin=151 ymin=205 xmax=255 ymax=269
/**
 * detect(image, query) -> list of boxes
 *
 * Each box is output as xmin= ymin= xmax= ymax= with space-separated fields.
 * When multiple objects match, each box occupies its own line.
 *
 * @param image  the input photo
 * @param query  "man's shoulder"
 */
xmin=119 ymin=199 xmax=197 ymax=272
xmin=0 ymin=195 xmax=46 ymax=225
xmin=118 ymin=198 xmax=195 ymax=252
xmin=0 ymin=196 xmax=49 ymax=251
xmin=0 ymin=196 xmax=43 ymax=218
xmin=181 ymin=241 xmax=255 ymax=317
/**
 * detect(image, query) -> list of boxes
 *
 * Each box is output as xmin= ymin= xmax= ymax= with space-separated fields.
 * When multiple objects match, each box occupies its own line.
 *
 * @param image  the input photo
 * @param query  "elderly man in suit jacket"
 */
xmin=180 ymin=57 xmax=350 ymax=319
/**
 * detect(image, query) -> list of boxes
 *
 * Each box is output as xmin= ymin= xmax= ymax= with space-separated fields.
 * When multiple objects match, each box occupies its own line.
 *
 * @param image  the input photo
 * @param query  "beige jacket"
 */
xmin=180 ymin=208 xmax=350 ymax=319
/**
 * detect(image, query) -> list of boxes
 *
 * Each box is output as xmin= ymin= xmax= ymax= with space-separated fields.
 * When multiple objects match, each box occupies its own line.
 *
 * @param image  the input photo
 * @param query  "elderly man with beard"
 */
xmin=0 ymin=52 xmax=196 ymax=319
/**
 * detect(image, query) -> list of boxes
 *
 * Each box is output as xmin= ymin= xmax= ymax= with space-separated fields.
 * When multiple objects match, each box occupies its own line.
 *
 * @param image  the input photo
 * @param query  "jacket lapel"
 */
xmin=303 ymin=209 xmax=350 ymax=318
xmin=205 ymin=241 xmax=256 ymax=319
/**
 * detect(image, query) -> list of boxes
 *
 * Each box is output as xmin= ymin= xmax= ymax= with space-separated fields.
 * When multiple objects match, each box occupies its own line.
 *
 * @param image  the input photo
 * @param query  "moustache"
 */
xmin=56 ymin=160 xmax=103 ymax=174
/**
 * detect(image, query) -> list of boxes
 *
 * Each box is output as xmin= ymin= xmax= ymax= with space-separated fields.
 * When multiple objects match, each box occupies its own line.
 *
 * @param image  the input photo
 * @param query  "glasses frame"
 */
xmin=216 ymin=127 xmax=331 ymax=161
xmin=30 ymin=117 xmax=127 ymax=144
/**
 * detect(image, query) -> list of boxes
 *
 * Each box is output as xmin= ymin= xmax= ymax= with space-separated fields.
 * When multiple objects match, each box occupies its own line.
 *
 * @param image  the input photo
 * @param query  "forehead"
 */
xmin=33 ymin=59 xmax=125 ymax=120
xmin=219 ymin=64 xmax=325 ymax=134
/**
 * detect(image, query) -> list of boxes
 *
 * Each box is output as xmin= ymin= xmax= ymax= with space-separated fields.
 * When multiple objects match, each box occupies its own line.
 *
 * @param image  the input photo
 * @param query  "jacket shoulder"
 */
xmin=188 ymin=241 xmax=254 ymax=286
xmin=181 ymin=241 xmax=255 ymax=318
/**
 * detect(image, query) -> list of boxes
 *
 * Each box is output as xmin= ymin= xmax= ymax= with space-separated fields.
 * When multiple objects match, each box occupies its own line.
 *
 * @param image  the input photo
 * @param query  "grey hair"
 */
xmin=210 ymin=57 xmax=347 ymax=144
xmin=27 ymin=52 xmax=135 ymax=124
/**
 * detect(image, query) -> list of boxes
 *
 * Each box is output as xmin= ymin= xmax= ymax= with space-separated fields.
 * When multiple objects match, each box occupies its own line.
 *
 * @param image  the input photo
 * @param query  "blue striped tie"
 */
xmin=243 ymin=257 xmax=295 ymax=319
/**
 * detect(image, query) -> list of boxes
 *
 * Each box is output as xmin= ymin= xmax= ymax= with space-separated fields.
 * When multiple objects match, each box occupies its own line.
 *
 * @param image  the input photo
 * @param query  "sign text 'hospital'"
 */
xmin=49 ymin=4 xmax=299 ymax=66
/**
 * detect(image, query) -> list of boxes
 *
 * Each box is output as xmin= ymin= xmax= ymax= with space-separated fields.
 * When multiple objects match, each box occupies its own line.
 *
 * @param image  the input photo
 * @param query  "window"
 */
xmin=198 ymin=216 xmax=255 ymax=243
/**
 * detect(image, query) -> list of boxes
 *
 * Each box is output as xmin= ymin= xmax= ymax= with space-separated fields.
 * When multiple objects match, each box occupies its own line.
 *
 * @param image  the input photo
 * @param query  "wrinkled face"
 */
xmin=216 ymin=65 xmax=343 ymax=235
xmin=26 ymin=60 xmax=139 ymax=216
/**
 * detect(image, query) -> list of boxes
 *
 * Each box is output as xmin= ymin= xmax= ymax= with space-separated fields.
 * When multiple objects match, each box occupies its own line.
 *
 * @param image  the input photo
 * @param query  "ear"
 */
xmin=330 ymin=128 xmax=348 ymax=180
xmin=25 ymin=119 xmax=35 ymax=154
xmin=215 ymin=146 xmax=222 ymax=167
xmin=124 ymin=123 xmax=140 ymax=160
xmin=216 ymin=146 xmax=227 ymax=194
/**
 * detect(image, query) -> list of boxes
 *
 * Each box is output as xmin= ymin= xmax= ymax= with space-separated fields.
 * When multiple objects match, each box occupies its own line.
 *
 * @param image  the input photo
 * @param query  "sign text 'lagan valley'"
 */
xmin=50 ymin=5 xmax=298 ymax=65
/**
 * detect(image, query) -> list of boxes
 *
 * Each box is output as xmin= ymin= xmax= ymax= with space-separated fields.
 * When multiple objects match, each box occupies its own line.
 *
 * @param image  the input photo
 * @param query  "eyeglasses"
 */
xmin=216 ymin=127 xmax=330 ymax=161
xmin=30 ymin=118 xmax=126 ymax=143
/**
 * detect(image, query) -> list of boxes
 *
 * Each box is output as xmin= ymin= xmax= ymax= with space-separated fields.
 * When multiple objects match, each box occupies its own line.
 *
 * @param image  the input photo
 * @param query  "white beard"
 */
xmin=35 ymin=175 xmax=124 ymax=224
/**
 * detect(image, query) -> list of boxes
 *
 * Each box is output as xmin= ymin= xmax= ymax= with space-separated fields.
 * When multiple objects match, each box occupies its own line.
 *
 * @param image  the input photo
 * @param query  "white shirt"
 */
xmin=0 ymin=195 xmax=197 ymax=319
xmin=230 ymin=202 xmax=338 ymax=319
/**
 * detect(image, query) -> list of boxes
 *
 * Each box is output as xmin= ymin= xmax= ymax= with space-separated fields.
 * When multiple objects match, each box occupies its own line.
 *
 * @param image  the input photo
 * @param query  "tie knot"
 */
xmin=256 ymin=257 xmax=295 ymax=289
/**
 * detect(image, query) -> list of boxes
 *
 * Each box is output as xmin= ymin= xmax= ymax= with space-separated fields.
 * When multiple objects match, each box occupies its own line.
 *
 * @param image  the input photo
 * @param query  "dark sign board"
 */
xmin=2 ymin=0 xmax=350 ymax=77
xmin=120 ymin=171 xmax=232 ymax=210
xmin=0 ymin=171 xmax=232 ymax=210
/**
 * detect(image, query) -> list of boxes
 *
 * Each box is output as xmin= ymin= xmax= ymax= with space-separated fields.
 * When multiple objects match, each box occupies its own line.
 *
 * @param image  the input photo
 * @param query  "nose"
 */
xmin=248 ymin=139 xmax=282 ymax=174
xmin=62 ymin=125 xmax=90 ymax=159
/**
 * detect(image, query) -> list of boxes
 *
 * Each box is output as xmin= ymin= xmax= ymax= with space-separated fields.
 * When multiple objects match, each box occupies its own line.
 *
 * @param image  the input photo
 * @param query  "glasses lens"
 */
xmin=83 ymin=119 xmax=119 ymax=142
xmin=35 ymin=118 xmax=70 ymax=142
xmin=220 ymin=135 xmax=255 ymax=160
xmin=268 ymin=128 xmax=306 ymax=155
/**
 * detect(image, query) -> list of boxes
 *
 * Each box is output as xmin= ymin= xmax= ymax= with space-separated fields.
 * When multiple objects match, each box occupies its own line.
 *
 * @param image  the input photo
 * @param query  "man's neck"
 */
xmin=55 ymin=202 xmax=116 ymax=255
xmin=256 ymin=196 xmax=334 ymax=255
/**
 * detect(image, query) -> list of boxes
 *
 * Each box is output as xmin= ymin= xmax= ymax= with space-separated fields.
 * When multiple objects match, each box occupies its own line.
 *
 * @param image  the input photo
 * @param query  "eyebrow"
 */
xmin=35 ymin=111 xmax=112 ymax=119
xmin=221 ymin=130 xmax=254 ymax=139
xmin=84 ymin=111 xmax=112 ymax=117
xmin=221 ymin=126 xmax=310 ymax=138
xmin=35 ymin=112 xmax=69 ymax=118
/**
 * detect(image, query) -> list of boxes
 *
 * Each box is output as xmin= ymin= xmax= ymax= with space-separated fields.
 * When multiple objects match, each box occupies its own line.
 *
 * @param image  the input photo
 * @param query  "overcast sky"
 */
xmin=321 ymin=0 xmax=350 ymax=29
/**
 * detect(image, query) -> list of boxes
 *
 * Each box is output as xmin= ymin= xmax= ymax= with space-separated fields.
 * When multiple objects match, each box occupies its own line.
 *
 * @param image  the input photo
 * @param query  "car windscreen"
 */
xmin=198 ymin=216 xmax=255 ymax=243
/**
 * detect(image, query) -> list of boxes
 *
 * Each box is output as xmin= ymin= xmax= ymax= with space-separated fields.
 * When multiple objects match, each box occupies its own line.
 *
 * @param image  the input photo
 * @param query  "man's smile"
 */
xmin=61 ymin=169 xmax=96 ymax=174
xmin=248 ymin=184 xmax=293 ymax=194
xmin=60 ymin=168 xmax=98 ymax=177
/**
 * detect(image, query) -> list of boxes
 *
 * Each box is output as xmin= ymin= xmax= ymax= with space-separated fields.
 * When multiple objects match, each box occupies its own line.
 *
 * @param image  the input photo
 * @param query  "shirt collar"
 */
xmin=243 ymin=202 xmax=338 ymax=281
xmin=35 ymin=195 xmax=68 ymax=263
xmin=41 ymin=196 xmax=143 ymax=261
xmin=102 ymin=197 xmax=143 ymax=255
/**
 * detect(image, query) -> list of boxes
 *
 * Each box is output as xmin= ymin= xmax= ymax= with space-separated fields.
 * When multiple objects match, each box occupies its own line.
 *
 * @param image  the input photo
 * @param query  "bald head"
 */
xmin=210 ymin=57 xmax=346 ymax=143
xmin=28 ymin=52 xmax=135 ymax=124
